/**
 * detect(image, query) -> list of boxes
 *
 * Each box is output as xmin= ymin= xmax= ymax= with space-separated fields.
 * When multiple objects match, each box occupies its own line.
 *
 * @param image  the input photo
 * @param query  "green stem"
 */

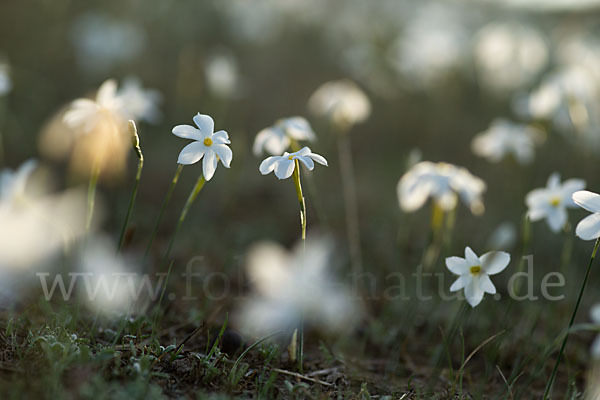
xmin=144 ymin=164 xmax=184 ymax=261
xmin=118 ymin=134 xmax=144 ymax=252
xmin=85 ymin=165 xmax=100 ymax=232
xmin=291 ymin=159 xmax=306 ymax=372
xmin=162 ymin=173 xmax=206 ymax=266
xmin=543 ymin=237 xmax=600 ymax=399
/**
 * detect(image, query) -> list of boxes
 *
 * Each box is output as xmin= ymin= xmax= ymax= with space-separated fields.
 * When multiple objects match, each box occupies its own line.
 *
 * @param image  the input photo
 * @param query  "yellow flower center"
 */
xmin=203 ymin=137 xmax=213 ymax=146
xmin=470 ymin=265 xmax=482 ymax=275
xmin=288 ymin=155 xmax=294 ymax=160
xmin=550 ymin=197 xmax=561 ymax=207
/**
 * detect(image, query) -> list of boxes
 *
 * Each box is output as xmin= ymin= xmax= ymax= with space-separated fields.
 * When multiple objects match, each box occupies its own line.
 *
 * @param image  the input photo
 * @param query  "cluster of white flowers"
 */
xmin=253 ymin=117 xmax=316 ymax=156
xmin=472 ymin=119 xmax=543 ymax=165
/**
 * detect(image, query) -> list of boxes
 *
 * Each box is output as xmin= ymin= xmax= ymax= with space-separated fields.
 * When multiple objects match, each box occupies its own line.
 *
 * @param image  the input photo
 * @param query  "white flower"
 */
xmin=0 ymin=159 xmax=37 ymax=205
xmin=308 ymin=80 xmax=371 ymax=131
xmin=205 ymin=52 xmax=240 ymax=98
xmin=472 ymin=119 xmax=543 ymax=165
xmin=446 ymin=247 xmax=510 ymax=308
xmin=172 ymin=113 xmax=232 ymax=181
xmin=116 ymin=77 xmax=162 ymax=123
xmin=235 ymin=238 xmax=360 ymax=336
xmin=259 ymin=147 xmax=327 ymax=180
xmin=253 ymin=117 xmax=316 ymax=156
xmin=526 ymin=173 xmax=585 ymax=233
xmin=397 ymin=161 xmax=486 ymax=215
xmin=0 ymin=61 xmax=12 ymax=96
xmin=590 ymin=304 xmax=600 ymax=358
xmin=63 ymin=79 xmax=126 ymax=134
xmin=572 ymin=190 xmax=600 ymax=240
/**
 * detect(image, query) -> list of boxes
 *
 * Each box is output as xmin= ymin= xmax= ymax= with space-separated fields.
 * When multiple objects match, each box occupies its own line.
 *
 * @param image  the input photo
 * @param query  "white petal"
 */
xmin=480 ymin=251 xmax=510 ymax=275
xmin=464 ymin=246 xmax=480 ymax=266
xmin=97 ymin=79 xmax=117 ymax=105
xmin=591 ymin=304 xmax=600 ymax=324
xmin=465 ymin=280 xmax=485 ymax=308
xmin=546 ymin=206 xmax=567 ymax=233
xmin=274 ymin=159 xmax=295 ymax=180
xmin=446 ymin=256 xmax=468 ymax=275
xmin=561 ymin=179 xmax=586 ymax=207
xmin=575 ymin=213 xmax=600 ymax=241
xmin=295 ymin=147 xmax=312 ymax=156
xmin=547 ymin=172 xmax=560 ymax=190
xmin=213 ymin=130 xmax=230 ymax=143
xmin=212 ymin=144 xmax=233 ymax=168
xmin=478 ymin=275 xmax=496 ymax=294
xmin=284 ymin=117 xmax=316 ymax=141
xmin=193 ymin=113 xmax=215 ymax=137
xmin=295 ymin=155 xmax=314 ymax=170
xmin=177 ymin=142 xmax=205 ymax=165
xmin=172 ymin=125 xmax=202 ymax=140
xmin=308 ymin=152 xmax=328 ymax=166
xmin=202 ymin=150 xmax=218 ymax=181
xmin=573 ymin=190 xmax=600 ymax=213
xmin=450 ymin=275 xmax=470 ymax=292
xmin=259 ymin=157 xmax=279 ymax=175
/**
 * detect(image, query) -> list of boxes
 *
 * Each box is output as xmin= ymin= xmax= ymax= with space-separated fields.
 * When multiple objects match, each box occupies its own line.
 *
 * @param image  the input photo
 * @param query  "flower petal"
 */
xmin=546 ymin=206 xmax=567 ymax=233
xmin=450 ymin=275 xmax=470 ymax=292
xmin=172 ymin=125 xmax=202 ymax=140
xmin=573 ymin=190 xmax=600 ymax=213
xmin=274 ymin=159 xmax=295 ymax=180
xmin=547 ymin=172 xmax=560 ymax=190
xmin=478 ymin=275 xmax=496 ymax=294
xmin=97 ymin=79 xmax=117 ymax=105
xmin=213 ymin=130 xmax=230 ymax=144
xmin=295 ymin=155 xmax=315 ymax=170
xmin=464 ymin=246 xmax=480 ymax=266
xmin=193 ymin=113 xmax=215 ymax=137
xmin=212 ymin=144 xmax=233 ymax=168
xmin=202 ymin=150 xmax=218 ymax=181
xmin=561 ymin=179 xmax=586 ymax=207
xmin=308 ymin=152 xmax=328 ymax=166
xmin=480 ymin=251 xmax=510 ymax=275
xmin=259 ymin=157 xmax=279 ymax=175
xmin=465 ymin=280 xmax=485 ymax=308
xmin=575 ymin=213 xmax=600 ymax=241
xmin=446 ymin=256 xmax=468 ymax=275
xmin=177 ymin=142 xmax=205 ymax=165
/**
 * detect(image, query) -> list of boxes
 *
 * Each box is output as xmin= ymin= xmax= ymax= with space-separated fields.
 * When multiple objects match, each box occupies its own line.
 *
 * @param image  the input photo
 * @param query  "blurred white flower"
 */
xmin=259 ymin=147 xmax=327 ymax=180
xmin=388 ymin=4 xmax=469 ymax=88
xmin=71 ymin=12 xmax=145 ymax=74
xmin=172 ymin=113 xmax=232 ymax=181
xmin=77 ymin=236 xmax=138 ymax=315
xmin=471 ymin=119 xmax=543 ymax=164
xmin=0 ymin=160 xmax=89 ymax=270
xmin=397 ymin=161 xmax=486 ymax=215
xmin=0 ymin=60 xmax=11 ymax=96
xmin=572 ymin=190 xmax=600 ymax=240
xmin=446 ymin=246 xmax=510 ymax=308
xmin=473 ymin=22 xmax=548 ymax=93
xmin=205 ymin=52 xmax=240 ymax=98
xmin=493 ymin=0 xmax=600 ymax=12
xmin=487 ymin=222 xmax=517 ymax=250
xmin=235 ymin=238 xmax=360 ymax=336
xmin=591 ymin=304 xmax=600 ymax=358
xmin=526 ymin=173 xmax=585 ymax=233
xmin=308 ymin=80 xmax=371 ymax=132
xmin=253 ymin=117 xmax=316 ymax=156
xmin=116 ymin=77 xmax=162 ymax=124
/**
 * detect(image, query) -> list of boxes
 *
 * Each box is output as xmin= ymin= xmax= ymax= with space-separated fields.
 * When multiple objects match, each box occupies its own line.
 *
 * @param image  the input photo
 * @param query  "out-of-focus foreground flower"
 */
xmin=253 ymin=117 xmax=316 ymax=156
xmin=259 ymin=147 xmax=327 ymax=180
xmin=572 ymin=190 xmax=600 ymax=240
xmin=308 ymin=79 xmax=371 ymax=132
xmin=0 ymin=59 xmax=11 ymax=96
xmin=472 ymin=119 xmax=544 ymax=164
xmin=173 ymin=113 xmax=232 ymax=181
xmin=526 ymin=173 xmax=585 ymax=233
xmin=397 ymin=161 xmax=486 ymax=215
xmin=446 ymin=246 xmax=510 ymax=308
xmin=234 ymin=238 xmax=361 ymax=336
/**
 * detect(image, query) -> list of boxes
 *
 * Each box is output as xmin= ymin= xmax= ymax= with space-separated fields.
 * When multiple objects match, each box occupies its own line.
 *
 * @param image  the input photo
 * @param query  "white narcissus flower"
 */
xmin=308 ymin=80 xmax=371 ymax=131
xmin=526 ymin=173 xmax=585 ymax=233
xmin=253 ymin=117 xmax=316 ymax=156
xmin=0 ymin=60 xmax=12 ymax=96
xmin=471 ymin=119 xmax=543 ymax=165
xmin=397 ymin=161 xmax=486 ymax=215
xmin=572 ymin=190 xmax=600 ymax=240
xmin=259 ymin=147 xmax=328 ymax=180
xmin=591 ymin=304 xmax=600 ymax=358
xmin=0 ymin=159 xmax=37 ymax=206
xmin=172 ymin=113 xmax=233 ymax=181
xmin=116 ymin=77 xmax=162 ymax=124
xmin=446 ymin=247 xmax=510 ymax=308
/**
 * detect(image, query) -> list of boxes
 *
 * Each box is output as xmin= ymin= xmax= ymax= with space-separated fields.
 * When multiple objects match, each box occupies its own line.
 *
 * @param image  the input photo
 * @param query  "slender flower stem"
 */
xmin=543 ymin=237 xmax=600 ymax=399
xmin=144 ymin=164 xmax=184 ymax=261
xmin=118 ymin=121 xmax=144 ymax=252
xmin=85 ymin=165 xmax=100 ymax=232
xmin=337 ymin=133 xmax=363 ymax=275
xmin=162 ymin=173 xmax=206 ymax=266
xmin=291 ymin=159 xmax=306 ymax=372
